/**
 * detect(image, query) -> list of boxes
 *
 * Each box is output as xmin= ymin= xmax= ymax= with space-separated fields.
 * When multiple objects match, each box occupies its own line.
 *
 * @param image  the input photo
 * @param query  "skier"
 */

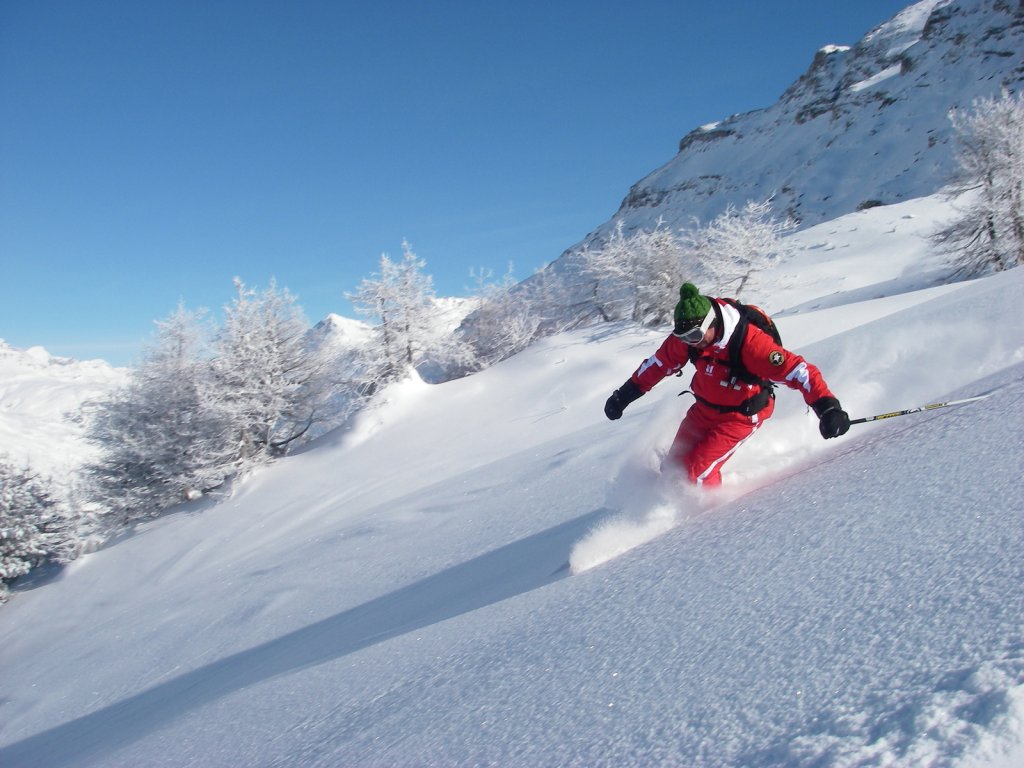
xmin=603 ymin=283 xmax=850 ymax=487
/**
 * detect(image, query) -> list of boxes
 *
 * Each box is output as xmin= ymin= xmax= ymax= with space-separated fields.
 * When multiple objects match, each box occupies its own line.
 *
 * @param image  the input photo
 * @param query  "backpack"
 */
xmin=685 ymin=298 xmax=782 ymax=416
xmin=721 ymin=298 xmax=782 ymax=385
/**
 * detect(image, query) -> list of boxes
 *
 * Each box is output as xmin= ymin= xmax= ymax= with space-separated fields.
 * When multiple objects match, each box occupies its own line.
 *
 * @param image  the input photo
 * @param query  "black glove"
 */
xmin=812 ymin=396 xmax=850 ymax=439
xmin=604 ymin=379 xmax=644 ymax=421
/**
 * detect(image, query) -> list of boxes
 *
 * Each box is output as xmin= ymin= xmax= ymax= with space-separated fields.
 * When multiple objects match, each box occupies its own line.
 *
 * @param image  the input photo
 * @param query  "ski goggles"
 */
xmin=673 ymin=307 xmax=716 ymax=344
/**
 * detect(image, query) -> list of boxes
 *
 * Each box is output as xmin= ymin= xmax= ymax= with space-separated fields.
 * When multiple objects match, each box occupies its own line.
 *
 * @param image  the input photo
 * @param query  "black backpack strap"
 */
xmin=721 ymin=298 xmax=774 ymax=388
xmin=724 ymin=301 xmax=748 ymax=376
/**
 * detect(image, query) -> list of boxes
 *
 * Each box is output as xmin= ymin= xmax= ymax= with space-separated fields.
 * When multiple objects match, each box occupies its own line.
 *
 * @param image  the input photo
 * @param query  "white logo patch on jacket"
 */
xmin=785 ymin=361 xmax=812 ymax=392
xmin=638 ymin=354 xmax=664 ymax=376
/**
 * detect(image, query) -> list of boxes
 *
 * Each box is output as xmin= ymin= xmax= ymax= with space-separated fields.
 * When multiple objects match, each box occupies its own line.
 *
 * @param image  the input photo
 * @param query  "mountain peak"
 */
xmin=601 ymin=0 xmax=1023 ymax=239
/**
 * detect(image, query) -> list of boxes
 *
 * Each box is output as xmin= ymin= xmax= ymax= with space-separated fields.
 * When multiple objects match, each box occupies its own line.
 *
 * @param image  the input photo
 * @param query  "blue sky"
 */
xmin=1 ymin=0 xmax=912 ymax=365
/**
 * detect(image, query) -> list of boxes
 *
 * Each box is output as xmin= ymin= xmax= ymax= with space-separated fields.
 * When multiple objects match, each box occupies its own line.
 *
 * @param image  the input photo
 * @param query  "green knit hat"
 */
xmin=673 ymin=282 xmax=712 ymax=333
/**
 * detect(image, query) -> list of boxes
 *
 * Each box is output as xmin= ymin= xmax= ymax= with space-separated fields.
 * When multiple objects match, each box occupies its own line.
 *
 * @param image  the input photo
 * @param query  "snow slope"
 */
xmin=0 ymin=200 xmax=1022 ymax=766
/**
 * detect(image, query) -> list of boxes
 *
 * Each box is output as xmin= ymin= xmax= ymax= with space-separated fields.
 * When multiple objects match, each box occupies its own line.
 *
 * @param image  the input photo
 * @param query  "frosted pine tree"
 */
xmin=348 ymin=242 xmax=441 ymax=389
xmin=576 ymin=219 xmax=692 ymax=325
xmin=686 ymin=198 xmax=796 ymax=299
xmin=937 ymin=89 xmax=1024 ymax=276
xmin=458 ymin=264 xmax=540 ymax=369
xmin=1 ymin=457 xmax=74 ymax=602
xmin=213 ymin=279 xmax=336 ymax=463
xmin=88 ymin=304 xmax=231 ymax=524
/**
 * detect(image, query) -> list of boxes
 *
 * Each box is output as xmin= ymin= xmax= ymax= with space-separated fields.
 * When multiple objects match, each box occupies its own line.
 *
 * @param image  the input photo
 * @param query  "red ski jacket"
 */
xmin=630 ymin=299 xmax=835 ymax=412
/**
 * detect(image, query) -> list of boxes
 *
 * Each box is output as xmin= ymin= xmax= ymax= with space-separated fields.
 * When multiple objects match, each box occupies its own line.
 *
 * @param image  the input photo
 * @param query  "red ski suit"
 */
xmin=631 ymin=299 xmax=835 ymax=487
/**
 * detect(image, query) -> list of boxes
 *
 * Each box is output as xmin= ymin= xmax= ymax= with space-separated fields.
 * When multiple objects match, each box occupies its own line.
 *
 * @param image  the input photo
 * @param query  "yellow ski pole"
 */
xmin=849 ymin=393 xmax=993 ymax=425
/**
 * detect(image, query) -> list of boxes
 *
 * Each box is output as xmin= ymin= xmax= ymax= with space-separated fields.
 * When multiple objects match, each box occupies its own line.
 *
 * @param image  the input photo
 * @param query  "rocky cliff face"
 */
xmin=583 ymin=0 xmax=1023 ymax=244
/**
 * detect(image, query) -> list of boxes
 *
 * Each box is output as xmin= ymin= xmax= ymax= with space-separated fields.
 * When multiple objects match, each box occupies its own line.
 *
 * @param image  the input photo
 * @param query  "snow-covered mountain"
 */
xmin=309 ymin=297 xmax=475 ymax=356
xmin=307 ymin=312 xmax=373 ymax=350
xmin=0 ymin=341 xmax=125 ymax=480
xmin=1 ymin=196 xmax=1022 ymax=766
xmin=551 ymin=0 xmax=1022 ymax=262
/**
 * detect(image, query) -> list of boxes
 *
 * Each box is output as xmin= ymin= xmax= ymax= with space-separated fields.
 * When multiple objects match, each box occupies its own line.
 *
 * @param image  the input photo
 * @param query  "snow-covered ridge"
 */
xmin=0 ymin=339 xmax=110 ymax=370
xmin=0 ymin=340 xmax=125 ymax=479
xmin=863 ymin=0 xmax=950 ymax=51
xmin=576 ymin=0 xmax=1022 ymax=243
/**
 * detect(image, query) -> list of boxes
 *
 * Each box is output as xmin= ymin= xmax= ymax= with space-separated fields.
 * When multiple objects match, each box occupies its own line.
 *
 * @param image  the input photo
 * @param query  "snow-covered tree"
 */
xmin=936 ymin=89 xmax=1024 ymax=276
xmin=523 ymin=263 xmax=575 ymax=332
xmin=348 ymin=242 xmax=440 ymax=387
xmin=88 ymin=304 xmax=231 ymax=524
xmin=1 ymin=457 xmax=76 ymax=603
xmin=213 ymin=279 xmax=337 ymax=462
xmin=458 ymin=264 xmax=541 ymax=369
xmin=685 ymin=198 xmax=796 ymax=298
xmin=576 ymin=219 xmax=692 ymax=326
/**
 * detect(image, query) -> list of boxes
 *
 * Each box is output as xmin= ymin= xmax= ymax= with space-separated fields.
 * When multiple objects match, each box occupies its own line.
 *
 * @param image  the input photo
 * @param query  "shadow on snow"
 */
xmin=0 ymin=508 xmax=607 ymax=768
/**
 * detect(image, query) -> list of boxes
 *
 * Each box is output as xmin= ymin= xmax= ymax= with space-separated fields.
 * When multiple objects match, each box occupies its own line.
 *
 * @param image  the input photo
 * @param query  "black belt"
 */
xmin=689 ymin=387 xmax=774 ymax=416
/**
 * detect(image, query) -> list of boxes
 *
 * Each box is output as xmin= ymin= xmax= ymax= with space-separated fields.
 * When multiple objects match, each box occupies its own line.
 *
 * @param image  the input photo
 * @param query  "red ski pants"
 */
xmin=667 ymin=399 xmax=774 ymax=487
